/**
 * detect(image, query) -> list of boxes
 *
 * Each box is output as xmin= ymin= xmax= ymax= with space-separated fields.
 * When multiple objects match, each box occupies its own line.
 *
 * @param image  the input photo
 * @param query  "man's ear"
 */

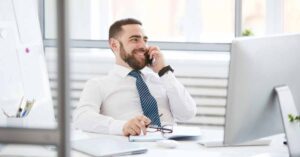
xmin=109 ymin=38 xmax=120 ymax=53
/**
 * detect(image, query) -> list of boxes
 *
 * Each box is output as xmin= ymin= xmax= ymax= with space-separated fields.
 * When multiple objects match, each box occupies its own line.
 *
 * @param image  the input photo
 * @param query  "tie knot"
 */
xmin=128 ymin=70 xmax=141 ymax=78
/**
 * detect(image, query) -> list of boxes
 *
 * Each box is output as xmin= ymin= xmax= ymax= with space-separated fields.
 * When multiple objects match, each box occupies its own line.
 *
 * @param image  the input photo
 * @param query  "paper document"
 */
xmin=72 ymin=138 xmax=147 ymax=157
xmin=129 ymin=126 xmax=202 ymax=142
xmin=129 ymin=132 xmax=165 ymax=142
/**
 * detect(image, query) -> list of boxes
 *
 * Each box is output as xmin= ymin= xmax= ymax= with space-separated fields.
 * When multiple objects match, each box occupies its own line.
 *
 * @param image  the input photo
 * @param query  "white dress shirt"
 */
xmin=73 ymin=64 xmax=197 ymax=135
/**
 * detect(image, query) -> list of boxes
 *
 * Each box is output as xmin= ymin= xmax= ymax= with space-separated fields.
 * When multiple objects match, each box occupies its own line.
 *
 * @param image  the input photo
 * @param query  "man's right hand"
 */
xmin=122 ymin=115 xmax=151 ymax=136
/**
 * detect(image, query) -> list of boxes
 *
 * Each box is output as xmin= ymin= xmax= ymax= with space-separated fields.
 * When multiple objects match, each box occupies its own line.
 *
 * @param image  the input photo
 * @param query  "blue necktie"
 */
xmin=129 ymin=70 xmax=161 ymax=127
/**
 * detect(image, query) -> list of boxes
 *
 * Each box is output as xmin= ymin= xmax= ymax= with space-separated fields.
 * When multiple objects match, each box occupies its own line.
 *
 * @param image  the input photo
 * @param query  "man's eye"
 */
xmin=131 ymin=38 xmax=138 ymax=42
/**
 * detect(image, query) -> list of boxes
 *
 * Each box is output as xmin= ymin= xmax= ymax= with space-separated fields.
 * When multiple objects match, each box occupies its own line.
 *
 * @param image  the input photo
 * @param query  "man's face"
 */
xmin=119 ymin=41 xmax=147 ymax=70
xmin=117 ymin=24 xmax=148 ymax=70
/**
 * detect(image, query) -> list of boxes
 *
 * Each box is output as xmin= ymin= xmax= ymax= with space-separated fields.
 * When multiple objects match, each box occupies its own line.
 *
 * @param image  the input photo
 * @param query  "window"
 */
xmin=242 ymin=0 xmax=266 ymax=36
xmin=242 ymin=0 xmax=300 ymax=36
xmin=284 ymin=0 xmax=300 ymax=33
xmin=45 ymin=0 xmax=235 ymax=43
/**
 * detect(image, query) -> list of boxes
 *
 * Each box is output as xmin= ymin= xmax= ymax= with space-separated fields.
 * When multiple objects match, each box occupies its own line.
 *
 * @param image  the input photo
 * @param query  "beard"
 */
xmin=119 ymin=42 xmax=147 ymax=70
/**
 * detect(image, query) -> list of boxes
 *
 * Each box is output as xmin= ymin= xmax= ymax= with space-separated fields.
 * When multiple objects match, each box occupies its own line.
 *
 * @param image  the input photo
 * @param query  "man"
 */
xmin=73 ymin=18 xmax=196 ymax=136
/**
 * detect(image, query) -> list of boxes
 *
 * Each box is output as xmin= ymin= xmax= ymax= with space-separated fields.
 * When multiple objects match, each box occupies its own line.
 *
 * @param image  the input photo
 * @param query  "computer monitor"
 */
xmin=224 ymin=34 xmax=300 ymax=147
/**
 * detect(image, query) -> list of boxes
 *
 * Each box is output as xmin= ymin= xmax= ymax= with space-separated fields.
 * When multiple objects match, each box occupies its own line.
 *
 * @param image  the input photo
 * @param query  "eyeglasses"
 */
xmin=147 ymin=125 xmax=173 ymax=134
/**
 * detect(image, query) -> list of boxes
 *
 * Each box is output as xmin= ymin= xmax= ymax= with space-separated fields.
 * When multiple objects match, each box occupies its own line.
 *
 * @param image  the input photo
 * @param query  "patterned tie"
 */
xmin=129 ymin=70 xmax=161 ymax=127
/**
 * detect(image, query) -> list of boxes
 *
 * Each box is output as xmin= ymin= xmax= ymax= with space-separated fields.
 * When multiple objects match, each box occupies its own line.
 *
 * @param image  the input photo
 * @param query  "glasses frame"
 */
xmin=147 ymin=125 xmax=173 ymax=134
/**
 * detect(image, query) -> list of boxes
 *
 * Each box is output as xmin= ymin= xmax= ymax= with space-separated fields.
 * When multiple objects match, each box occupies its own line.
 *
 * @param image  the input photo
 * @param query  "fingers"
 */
xmin=131 ymin=120 xmax=142 ymax=134
xmin=136 ymin=117 xmax=147 ymax=135
xmin=123 ymin=115 xmax=151 ymax=136
xmin=147 ymin=46 xmax=160 ymax=59
xmin=147 ymin=46 xmax=166 ymax=72
xmin=129 ymin=125 xmax=140 ymax=135
xmin=136 ymin=115 xmax=151 ymax=125
xmin=123 ymin=125 xmax=138 ymax=136
xmin=133 ymin=116 xmax=150 ymax=135
xmin=126 ymin=128 xmax=135 ymax=136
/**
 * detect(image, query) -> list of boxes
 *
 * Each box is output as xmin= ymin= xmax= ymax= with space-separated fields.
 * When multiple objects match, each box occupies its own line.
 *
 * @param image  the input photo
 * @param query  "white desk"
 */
xmin=0 ymin=128 xmax=289 ymax=157
xmin=72 ymin=128 xmax=288 ymax=157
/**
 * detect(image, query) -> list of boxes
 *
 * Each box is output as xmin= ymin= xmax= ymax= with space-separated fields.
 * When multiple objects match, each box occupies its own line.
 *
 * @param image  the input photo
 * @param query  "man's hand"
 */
xmin=147 ymin=46 xmax=166 ymax=73
xmin=123 ymin=115 xmax=151 ymax=136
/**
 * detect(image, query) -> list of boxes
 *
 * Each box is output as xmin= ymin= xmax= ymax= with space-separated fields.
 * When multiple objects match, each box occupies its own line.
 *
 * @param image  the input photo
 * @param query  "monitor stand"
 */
xmin=199 ymin=139 xmax=271 ymax=147
xmin=275 ymin=85 xmax=300 ymax=157
xmin=199 ymin=85 xmax=300 ymax=152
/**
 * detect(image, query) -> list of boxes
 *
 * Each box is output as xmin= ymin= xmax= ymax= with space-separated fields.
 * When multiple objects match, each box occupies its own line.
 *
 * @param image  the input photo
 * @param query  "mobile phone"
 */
xmin=145 ymin=50 xmax=153 ymax=65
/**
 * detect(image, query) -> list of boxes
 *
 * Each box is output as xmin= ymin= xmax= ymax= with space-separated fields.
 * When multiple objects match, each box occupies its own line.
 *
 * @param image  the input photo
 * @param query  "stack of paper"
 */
xmin=129 ymin=126 xmax=202 ymax=142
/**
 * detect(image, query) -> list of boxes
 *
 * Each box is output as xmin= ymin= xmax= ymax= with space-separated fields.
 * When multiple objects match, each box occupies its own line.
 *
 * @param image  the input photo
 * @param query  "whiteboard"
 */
xmin=0 ymin=0 xmax=55 ymax=128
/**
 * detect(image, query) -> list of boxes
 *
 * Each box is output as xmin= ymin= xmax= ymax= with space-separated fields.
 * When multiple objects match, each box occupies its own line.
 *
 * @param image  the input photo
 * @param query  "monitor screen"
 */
xmin=224 ymin=33 xmax=300 ymax=145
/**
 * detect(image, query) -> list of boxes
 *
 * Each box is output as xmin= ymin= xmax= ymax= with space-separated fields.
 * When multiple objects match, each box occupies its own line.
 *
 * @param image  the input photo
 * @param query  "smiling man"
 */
xmin=73 ymin=18 xmax=197 ymax=136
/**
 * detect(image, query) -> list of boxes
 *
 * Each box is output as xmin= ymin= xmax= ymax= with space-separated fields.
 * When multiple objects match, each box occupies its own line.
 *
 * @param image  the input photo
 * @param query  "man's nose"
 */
xmin=138 ymin=42 xmax=148 ymax=51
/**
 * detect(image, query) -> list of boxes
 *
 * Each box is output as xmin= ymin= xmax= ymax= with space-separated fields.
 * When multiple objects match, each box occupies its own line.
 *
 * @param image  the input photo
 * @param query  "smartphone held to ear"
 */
xmin=145 ymin=50 xmax=153 ymax=65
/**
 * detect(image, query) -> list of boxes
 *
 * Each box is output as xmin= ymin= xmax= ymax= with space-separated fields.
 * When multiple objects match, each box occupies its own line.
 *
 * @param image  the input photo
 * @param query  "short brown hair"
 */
xmin=109 ymin=18 xmax=142 ymax=40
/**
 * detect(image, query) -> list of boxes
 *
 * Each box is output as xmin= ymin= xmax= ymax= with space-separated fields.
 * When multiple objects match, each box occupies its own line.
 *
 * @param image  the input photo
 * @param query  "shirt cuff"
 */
xmin=108 ymin=119 xmax=127 ymax=135
xmin=159 ymin=71 xmax=177 ymax=89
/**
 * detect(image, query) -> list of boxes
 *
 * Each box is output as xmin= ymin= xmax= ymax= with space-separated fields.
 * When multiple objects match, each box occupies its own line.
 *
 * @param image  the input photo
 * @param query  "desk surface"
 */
xmin=0 ymin=128 xmax=289 ymax=157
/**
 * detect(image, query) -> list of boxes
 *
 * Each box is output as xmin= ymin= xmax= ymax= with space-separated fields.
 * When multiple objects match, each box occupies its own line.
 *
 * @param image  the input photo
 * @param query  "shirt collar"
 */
xmin=109 ymin=64 xmax=130 ymax=78
xmin=110 ymin=64 xmax=145 ymax=78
